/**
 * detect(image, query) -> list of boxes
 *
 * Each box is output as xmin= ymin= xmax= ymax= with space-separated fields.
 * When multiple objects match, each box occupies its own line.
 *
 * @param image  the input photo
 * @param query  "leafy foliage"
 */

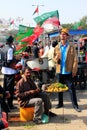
xmin=62 ymin=15 xmax=87 ymax=30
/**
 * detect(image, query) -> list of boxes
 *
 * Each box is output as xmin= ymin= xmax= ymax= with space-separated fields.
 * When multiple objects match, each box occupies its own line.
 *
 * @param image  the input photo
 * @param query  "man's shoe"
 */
xmin=55 ymin=104 xmax=64 ymax=109
xmin=74 ymin=106 xmax=81 ymax=112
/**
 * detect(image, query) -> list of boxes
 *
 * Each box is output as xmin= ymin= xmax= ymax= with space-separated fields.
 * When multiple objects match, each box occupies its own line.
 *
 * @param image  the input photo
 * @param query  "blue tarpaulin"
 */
xmin=48 ymin=30 xmax=87 ymax=37
xmin=69 ymin=30 xmax=87 ymax=35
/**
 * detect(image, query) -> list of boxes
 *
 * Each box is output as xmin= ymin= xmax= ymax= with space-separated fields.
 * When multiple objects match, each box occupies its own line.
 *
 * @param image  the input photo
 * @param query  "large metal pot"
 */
xmin=27 ymin=58 xmax=48 ymax=70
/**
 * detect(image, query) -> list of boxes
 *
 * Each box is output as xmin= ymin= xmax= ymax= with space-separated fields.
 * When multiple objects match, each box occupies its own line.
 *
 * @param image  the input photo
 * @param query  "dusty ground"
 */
xmin=0 ymin=72 xmax=87 ymax=130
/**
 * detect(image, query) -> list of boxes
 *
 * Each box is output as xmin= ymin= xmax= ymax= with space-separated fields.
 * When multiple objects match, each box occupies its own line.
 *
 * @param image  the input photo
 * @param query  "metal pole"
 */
xmin=32 ymin=4 xmax=44 ymax=42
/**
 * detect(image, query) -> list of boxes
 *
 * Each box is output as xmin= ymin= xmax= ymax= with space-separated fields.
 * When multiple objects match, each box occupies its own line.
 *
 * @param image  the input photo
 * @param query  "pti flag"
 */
xmin=33 ymin=6 xmax=39 ymax=15
xmin=21 ymin=25 xmax=44 ymax=44
xmin=10 ymin=19 xmax=14 ymax=25
xmin=34 ymin=10 xmax=59 ymax=25
xmin=42 ymin=17 xmax=60 ymax=27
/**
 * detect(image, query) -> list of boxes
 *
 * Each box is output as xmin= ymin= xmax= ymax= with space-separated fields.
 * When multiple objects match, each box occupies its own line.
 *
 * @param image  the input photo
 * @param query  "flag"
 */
xmin=16 ymin=26 xmax=34 ymax=42
xmin=42 ymin=17 xmax=60 ymax=27
xmin=14 ymin=46 xmax=27 ymax=55
xmin=34 ymin=25 xmax=44 ymax=35
xmin=15 ymin=26 xmax=34 ymax=55
xmin=8 ymin=18 xmax=14 ymax=25
xmin=21 ymin=25 xmax=44 ymax=44
xmin=15 ymin=25 xmax=44 ymax=54
xmin=33 ymin=6 xmax=39 ymax=15
xmin=21 ymin=34 xmax=38 ymax=44
xmin=34 ymin=10 xmax=59 ymax=25
xmin=18 ymin=24 xmax=29 ymax=34
xmin=10 ymin=19 xmax=14 ymax=25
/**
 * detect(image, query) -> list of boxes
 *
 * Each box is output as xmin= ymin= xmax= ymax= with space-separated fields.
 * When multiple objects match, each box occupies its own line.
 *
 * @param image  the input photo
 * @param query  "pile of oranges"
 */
xmin=46 ymin=82 xmax=68 ymax=92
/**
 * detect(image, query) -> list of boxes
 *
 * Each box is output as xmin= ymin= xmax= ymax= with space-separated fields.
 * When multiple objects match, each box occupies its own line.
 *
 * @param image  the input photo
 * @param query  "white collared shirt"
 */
xmin=1 ymin=46 xmax=17 ymax=75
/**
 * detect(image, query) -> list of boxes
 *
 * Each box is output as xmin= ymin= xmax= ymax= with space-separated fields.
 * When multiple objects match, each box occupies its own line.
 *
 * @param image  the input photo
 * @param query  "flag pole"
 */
xmin=32 ymin=4 xmax=44 ymax=41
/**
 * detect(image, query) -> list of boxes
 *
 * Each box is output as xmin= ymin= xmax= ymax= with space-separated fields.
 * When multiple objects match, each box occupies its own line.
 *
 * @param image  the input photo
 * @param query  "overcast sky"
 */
xmin=0 ymin=0 xmax=87 ymax=26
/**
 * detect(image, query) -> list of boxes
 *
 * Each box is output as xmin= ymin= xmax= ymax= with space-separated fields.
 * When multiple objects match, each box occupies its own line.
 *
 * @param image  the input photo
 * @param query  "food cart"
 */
xmin=27 ymin=57 xmax=49 ymax=83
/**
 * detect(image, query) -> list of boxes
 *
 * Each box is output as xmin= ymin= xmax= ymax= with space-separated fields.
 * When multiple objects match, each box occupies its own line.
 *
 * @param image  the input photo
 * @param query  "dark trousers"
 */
xmin=3 ymin=74 xmax=15 ymax=108
xmin=1 ymin=101 xmax=9 ymax=120
xmin=57 ymin=74 xmax=78 ymax=107
xmin=0 ymin=86 xmax=9 ymax=120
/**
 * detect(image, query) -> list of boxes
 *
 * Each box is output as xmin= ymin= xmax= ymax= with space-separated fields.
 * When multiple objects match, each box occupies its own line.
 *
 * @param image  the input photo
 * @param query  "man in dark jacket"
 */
xmin=16 ymin=66 xmax=51 ymax=124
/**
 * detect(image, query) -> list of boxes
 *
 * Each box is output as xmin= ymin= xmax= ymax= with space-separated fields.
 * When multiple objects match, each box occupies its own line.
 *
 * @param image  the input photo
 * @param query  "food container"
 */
xmin=27 ymin=58 xmax=48 ymax=70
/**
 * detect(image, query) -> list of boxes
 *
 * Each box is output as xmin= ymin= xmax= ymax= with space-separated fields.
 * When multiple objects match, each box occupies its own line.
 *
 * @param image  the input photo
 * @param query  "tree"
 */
xmin=79 ymin=16 xmax=87 ymax=29
xmin=61 ymin=15 xmax=87 ymax=30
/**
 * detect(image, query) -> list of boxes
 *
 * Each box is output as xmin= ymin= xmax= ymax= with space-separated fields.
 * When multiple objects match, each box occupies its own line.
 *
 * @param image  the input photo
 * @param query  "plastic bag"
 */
xmin=42 ymin=114 xmax=49 ymax=123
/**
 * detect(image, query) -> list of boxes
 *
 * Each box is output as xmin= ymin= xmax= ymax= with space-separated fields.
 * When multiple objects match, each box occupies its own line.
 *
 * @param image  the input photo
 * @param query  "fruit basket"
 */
xmin=45 ymin=82 xmax=68 ymax=93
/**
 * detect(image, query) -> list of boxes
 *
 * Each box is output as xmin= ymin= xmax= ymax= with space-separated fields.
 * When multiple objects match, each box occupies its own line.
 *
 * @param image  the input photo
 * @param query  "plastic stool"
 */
xmin=20 ymin=107 xmax=34 ymax=121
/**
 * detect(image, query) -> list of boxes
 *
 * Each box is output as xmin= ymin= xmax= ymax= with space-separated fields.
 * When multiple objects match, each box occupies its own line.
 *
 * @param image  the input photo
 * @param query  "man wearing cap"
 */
xmin=1 ymin=35 xmax=17 ymax=110
xmin=53 ymin=28 xmax=81 ymax=112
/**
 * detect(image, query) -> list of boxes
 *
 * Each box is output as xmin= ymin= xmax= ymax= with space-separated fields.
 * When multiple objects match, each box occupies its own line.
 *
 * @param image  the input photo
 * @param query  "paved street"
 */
xmin=0 ymin=72 xmax=87 ymax=130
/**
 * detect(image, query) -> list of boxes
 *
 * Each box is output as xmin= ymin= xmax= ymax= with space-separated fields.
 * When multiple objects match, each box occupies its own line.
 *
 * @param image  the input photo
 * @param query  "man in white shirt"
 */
xmin=1 ymin=36 xmax=17 ymax=110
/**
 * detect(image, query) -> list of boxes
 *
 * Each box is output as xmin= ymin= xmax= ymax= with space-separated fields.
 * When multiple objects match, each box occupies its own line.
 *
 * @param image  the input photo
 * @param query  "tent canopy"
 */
xmin=48 ymin=29 xmax=87 ymax=37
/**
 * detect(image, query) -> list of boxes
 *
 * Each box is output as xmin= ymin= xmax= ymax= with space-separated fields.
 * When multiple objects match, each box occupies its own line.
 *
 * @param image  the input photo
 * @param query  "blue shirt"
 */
xmin=60 ymin=42 xmax=71 ymax=74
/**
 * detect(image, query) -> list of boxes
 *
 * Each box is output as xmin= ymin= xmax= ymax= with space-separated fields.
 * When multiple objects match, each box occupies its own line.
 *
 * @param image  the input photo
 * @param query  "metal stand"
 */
xmin=62 ymin=105 xmax=65 ymax=123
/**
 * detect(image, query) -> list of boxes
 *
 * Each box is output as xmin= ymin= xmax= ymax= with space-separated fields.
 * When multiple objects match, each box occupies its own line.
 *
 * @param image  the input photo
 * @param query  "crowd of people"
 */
xmin=0 ymin=28 xmax=83 ymax=125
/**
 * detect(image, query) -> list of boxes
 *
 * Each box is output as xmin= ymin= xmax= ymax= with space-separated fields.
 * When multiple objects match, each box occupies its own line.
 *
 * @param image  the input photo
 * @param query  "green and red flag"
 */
xmin=14 ymin=46 xmax=27 ymax=55
xmin=14 ymin=25 xmax=34 ymax=55
xmin=18 ymin=24 xmax=30 ymax=34
xmin=10 ymin=19 xmax=14 ymax=25
xmin=21 ymin=25 xmax=44 ymax=44
xmin=34 ymin=10 xmax=59 ymax=26
xmin=42 ymin=17 xmax=60 ymax=27
xmin=15 ymin=25 xmax=34 ymax=42
xmin=33 ymin=6 xmax=39 ymax=15
xmin=9 ymin=18 xmax=14 ymax=25
xmin=15 ymin=23 xmax=44 ymax=55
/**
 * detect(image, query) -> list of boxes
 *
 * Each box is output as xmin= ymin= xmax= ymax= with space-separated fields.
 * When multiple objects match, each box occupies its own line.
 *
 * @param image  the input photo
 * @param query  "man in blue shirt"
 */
xmin=53 ymin=28 xmax=81 ymax=112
